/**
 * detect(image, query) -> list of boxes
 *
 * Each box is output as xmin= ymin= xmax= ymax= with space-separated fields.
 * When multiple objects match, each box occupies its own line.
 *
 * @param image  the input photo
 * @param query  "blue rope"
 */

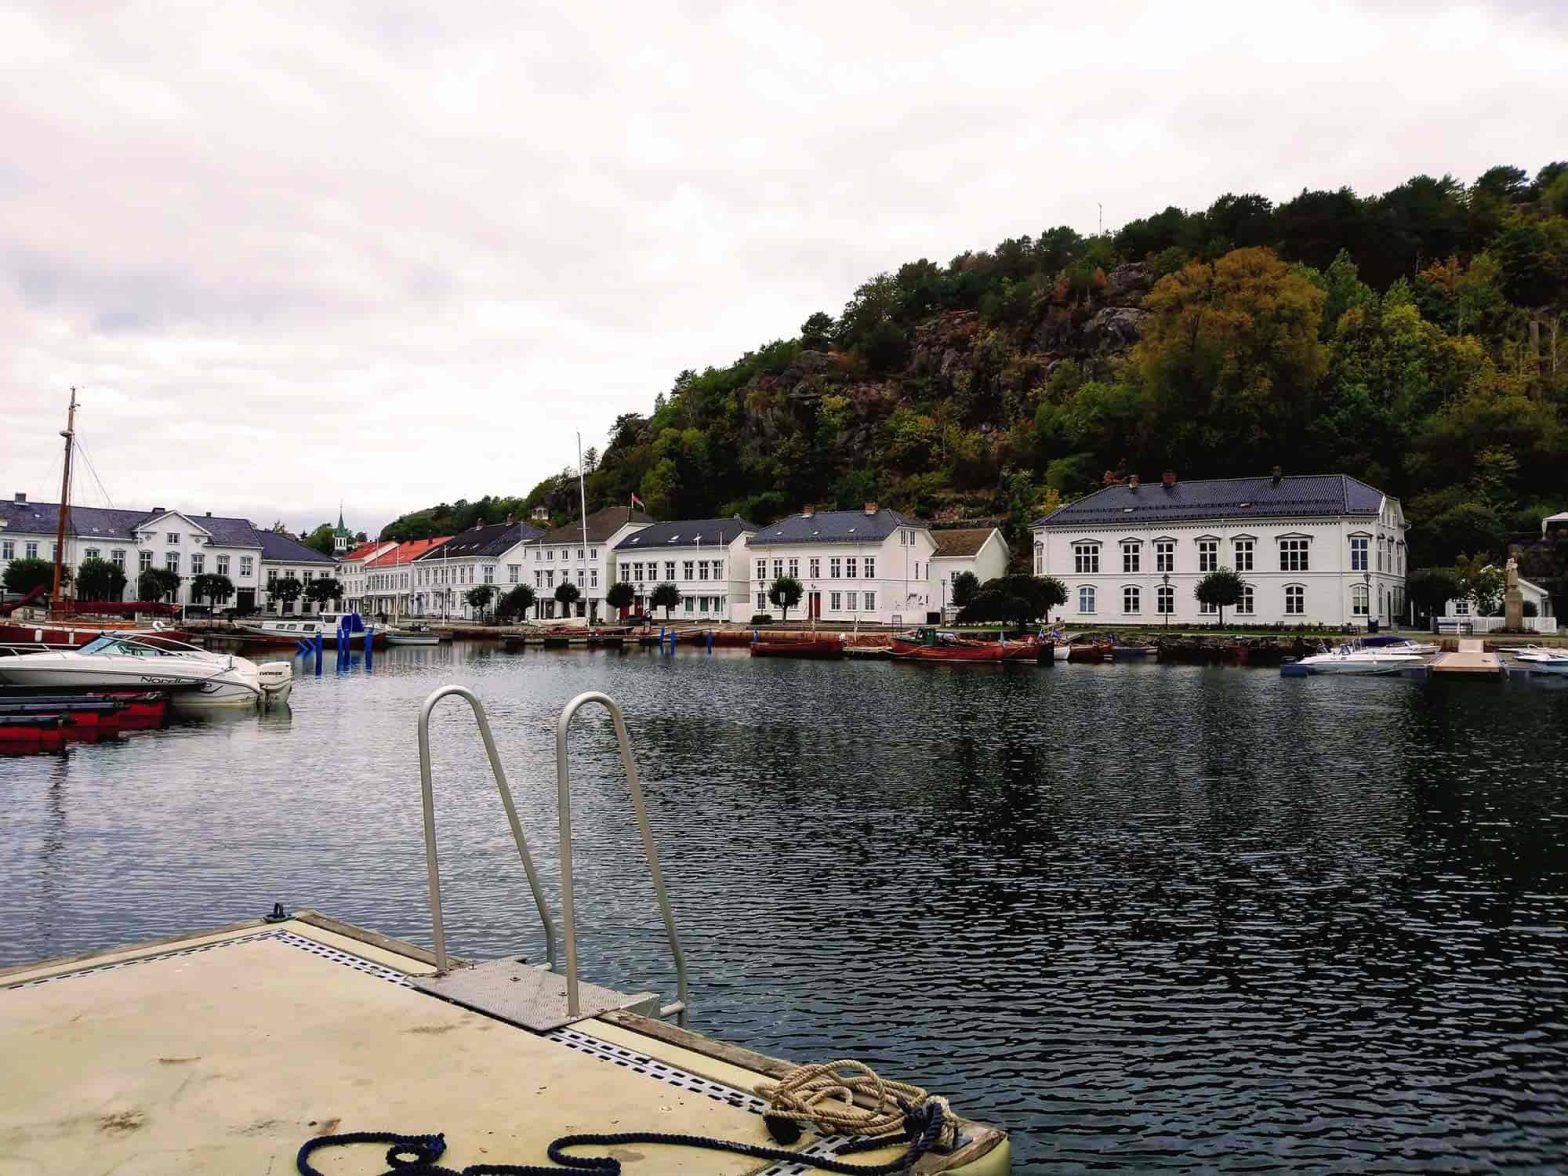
xmin=297 ymin=1100 xmax=945 ymax=1175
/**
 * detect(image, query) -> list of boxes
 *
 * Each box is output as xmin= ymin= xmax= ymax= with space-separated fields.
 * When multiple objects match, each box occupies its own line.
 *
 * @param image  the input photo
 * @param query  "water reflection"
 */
xmin=1 ymin=644 xmax=1565 ymax=1169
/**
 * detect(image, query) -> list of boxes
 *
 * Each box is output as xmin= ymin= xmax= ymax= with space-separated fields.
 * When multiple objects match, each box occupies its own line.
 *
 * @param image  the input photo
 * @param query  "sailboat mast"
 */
xmin=51 ymin=388 xmax=78 ymax=605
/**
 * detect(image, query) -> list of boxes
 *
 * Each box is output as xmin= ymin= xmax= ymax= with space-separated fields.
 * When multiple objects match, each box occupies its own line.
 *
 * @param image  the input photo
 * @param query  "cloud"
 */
xmin=1 ymin=0 xmax=1565 ymax=535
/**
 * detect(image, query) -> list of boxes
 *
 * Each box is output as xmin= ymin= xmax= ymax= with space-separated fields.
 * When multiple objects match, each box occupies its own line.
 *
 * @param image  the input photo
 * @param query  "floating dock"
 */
xmin=0 ymin=911 xmax=1008 ymax=1173
xmin=1430 ymin=639 xmax=1504 ymax=678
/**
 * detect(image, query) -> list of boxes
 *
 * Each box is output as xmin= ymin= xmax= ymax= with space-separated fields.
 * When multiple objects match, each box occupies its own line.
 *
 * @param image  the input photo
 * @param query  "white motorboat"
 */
xmin=1293 ymin=641 xmax=1428 ymax=676
xmin=0 ymin=634 xmax=293 ymax=708
xmin=1508 ymin=646 xmax=1568 ymax=674
xmin=237 ymin=612 xmax=379 ymax=646
xmin=385 ymin=623 xmax=442 ymax=646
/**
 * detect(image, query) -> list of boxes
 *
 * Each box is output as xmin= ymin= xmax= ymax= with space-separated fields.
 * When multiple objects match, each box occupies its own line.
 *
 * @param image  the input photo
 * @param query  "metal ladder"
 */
xmin=416 ymin=685 xmax=688 ymax=1028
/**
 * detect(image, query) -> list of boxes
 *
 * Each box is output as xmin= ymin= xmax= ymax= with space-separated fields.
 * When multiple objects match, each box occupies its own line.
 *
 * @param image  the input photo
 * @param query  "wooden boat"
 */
xmin=892 ymin=631 xmax=1041 ymax=663
xmin=0 ymin=620 xmax=189 ymax=647
xmin=1067 ymin=640 xmax=1113 ymax=663
xmin=749 ymin=636 xmax=844 ymax=658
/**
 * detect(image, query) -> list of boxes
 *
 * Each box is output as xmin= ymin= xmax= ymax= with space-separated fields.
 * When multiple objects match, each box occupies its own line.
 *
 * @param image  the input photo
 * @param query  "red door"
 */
xmin=808 ymin=592 xmax=821 ymax=619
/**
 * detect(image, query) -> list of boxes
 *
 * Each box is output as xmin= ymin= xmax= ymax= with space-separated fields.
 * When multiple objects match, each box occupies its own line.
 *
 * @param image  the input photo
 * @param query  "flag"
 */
xmin=630 ymin=493 xmax=645 ymax=510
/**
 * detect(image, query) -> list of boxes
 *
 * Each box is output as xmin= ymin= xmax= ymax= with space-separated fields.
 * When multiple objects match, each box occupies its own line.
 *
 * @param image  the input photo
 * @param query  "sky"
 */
xmin=3 ymin=1 xmax=1565 ymax=537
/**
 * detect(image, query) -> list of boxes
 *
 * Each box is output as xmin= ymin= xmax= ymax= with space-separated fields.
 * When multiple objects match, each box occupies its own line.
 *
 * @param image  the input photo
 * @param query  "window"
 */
xmin=1123 ymin=585 xmax=1140 ymax=613
xmin=1284 ymin=585 xmax=1305 ymax=615
xmin=240 ymin=556 xmax=253 ymax=577
xmin=1156 ymin=541 xmax=1174 ymax=571
xmin=845 ymin=557 xmax=857 ymax=578
xmin=830 ymin=591 xmax=842 ymax=611
xmin=1453 ymin=598 xmax=1470 ymax=616
xmin=1233 ymin=539 xmax=1254 ymax=572
xmin=1156 ymin=585 xmax=1174 ymax=614
xmin=829 ymin=557 xmax=841 ymax=578
xmin=1377 ymin=538 xmax=1385 ymax=572
xmin=1238 ymin=584 xmax=1254 ymax=615
xmin=683 ymin=560 xmax=694 ymax=580
xmin=535 ymin=571 xmax=543 ymax=588
xmin=1078 ymin=585 xmax=1096 ymax=613
xmin=508 ymin=564 xmax=519 ymax=583
xmin=1352 ymin=584 xmax=1369 ymax=616
xmin=577 ymin=548 xmax=585 ymax=560
xmin=25 ymin=541 xmax=39 ymax=560
xmin=215 ymin=554 xmax=229 ymax=575
xmin=483 ymin=565 xmax=494 ymax=583
xmin=808 ymin=557 xmax=820 ymax=578
xmin=545 ymin=570 xmax=554 ymax=587
xmin=1033 ymin=542 xmax=1043 ymax=575
xmin=590 ymin=568 xmax=598 ymax=588
xmin=1198 ymin=599 xmax=1217 ymax=616
xmin=772 ymin=559 xmax=783 ymax=579
xmin=698 ymin=562 xmax=709 ymax=581
xmin=863 ymin=591 xmax=876 ymax=611
xmin=757 ymin=591 xmax=767 ymax=609
xmin=84 ymin=547 xmax=100 ymax=560
xmin=1073 ymin=543 xmax=1099 ymax=574
xmin=547 ymin=549 xmax=554 ymax=560
xmin=1121 ymin=542 xmax=1140 ymax=574
xmin=1280 ymin=538 xmax=1310 ymax=572
xmin=865 ymin=557 xmax=875 ymax=578
xmin=711 ymin=560 xmax=722 ymax=579
xmin=684 ymin=597 xmax=694 ymax=613
xmin=166 ymin=532 xmax=180 ymax=545
xmin=664 ymin=561 xmax=676 ymax=581
xmin=1350 ymin=536 xmax=1368 ymax=572
xmin=1198 ymin=539 xmax=1218 ymax=573
xmin=787 ymin=558 xmax=798 ymax=578
xmin=756 ymin=559 xmax=766 ymax=582
xmin=1 ymin=540 xmax=13 ymax=560
xmin=576 ymin=570 xmax=585 ymax=588
xmin=165 ymin=552 xmax=179 ymax=573
xmin=191 ymin=554 xmax=205 ymax=575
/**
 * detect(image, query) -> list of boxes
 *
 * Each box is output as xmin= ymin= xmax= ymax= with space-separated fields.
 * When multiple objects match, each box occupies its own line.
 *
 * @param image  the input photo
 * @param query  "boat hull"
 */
xmin=750 ymin=638 xmax=844 ymax=658
xmin=0 ymin=622 xmax=189 ymax=647
xmin=893 ymin=640 xmax=1041 ymax=663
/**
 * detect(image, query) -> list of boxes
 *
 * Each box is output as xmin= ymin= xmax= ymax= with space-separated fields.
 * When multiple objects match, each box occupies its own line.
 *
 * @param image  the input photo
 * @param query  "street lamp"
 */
xmin=1162 ymin=572 xmax=1170 ymax=629
xmin=1363 ymin=569 xmax=1372 ymax=631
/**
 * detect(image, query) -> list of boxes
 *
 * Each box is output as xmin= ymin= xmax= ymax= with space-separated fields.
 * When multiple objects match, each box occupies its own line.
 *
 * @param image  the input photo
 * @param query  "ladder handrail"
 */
xmin=556 ymin=690 xmax=688 ymax=1026
xmin=417 ymin=685 xmax=558 ymax=975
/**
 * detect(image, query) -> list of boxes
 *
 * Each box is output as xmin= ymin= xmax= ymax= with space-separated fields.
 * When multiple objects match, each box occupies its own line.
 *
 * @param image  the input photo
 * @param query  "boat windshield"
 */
xmin=78 ymin=636 xmax=161 ymax=657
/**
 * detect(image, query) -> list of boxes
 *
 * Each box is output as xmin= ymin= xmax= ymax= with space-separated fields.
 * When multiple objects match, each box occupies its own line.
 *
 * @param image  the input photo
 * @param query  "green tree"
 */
xmin=800 ymin=311 xmax=835 ymax=350
xmin=955 ymin=575 xmax=1065 ymax=624
xmin=495 ymin=584 xmax=536 ymax=622
xmin=1195 ymin=568 xmax=1245 ymax=625
xmin=649 ymin=582 xmax=681 ymax=619
xmin=74 ymin=557 xmax=127 ymax=602
xmin=768 ymin=575 xmax=803 ymax=622
xmin=2 ymin=556 xmax=56 ymax=598
xmin=301 ymin=524 xmax=337 ymax=555
xmin=304 ymin=576 xmax=343 ymax=613
xmin=1406 ymin=567 xmax=1461 ymax=624
xmin=138 ymin=567 xmax=181 ymax=603
xmin=605 ymin=581 xmax=635 ymax=614
xmin=554 ymin=581 xmax=581 ymax=618
xmin=950 ymin=571 xmax=980 ymax=608
xmin=465 ymin=584 xmax=497 ymax=619
xmin=270 ymin=575 xmax=304 ymax=612
xmin=190 ymin=573 xmax=234 ymax=607
xmin=1456 ymin=555 xmax=1506 ymax=616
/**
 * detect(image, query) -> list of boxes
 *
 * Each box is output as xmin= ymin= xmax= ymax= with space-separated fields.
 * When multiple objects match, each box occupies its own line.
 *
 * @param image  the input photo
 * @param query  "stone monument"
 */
xmin=1503 ymin=555 xmax=1525 ymax=631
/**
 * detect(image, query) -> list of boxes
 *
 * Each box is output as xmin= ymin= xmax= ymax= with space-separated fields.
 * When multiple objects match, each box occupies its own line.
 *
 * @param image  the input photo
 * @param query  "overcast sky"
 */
xmin=3 ymin=1 xmax=1564 ymax=536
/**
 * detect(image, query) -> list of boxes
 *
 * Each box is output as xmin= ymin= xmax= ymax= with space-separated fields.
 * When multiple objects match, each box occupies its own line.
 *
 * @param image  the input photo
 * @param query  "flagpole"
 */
xmin=577 ymin=432 xmax=589 ymax=622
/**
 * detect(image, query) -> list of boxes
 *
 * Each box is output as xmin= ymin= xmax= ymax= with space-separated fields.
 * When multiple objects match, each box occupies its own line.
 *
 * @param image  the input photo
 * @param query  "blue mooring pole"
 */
xmin=364 ymin=626 xmax=374 ymax=672
xmin=706 ymin=628 xmax=713 ymax=655
xmin=668 ymin=629 xmax=677 ymax=656
xmin=337 ymin=626 xmax=346 ymax=671
xmin=313 ymin=631 xmax=323 ymax=676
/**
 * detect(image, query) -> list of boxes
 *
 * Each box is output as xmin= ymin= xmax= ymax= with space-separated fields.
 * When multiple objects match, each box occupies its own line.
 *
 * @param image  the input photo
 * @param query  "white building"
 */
xmin=611 ymin=517 xmax=756 ymax=621
xmin=257 ymin=529 xmax=340 ymax=613
xmin=928 ymin=527 xmax=1010 ymax=617
xmin=743 ymin=504 xmax=936 ymax=625
xmin=410 ymin=520 xmax=546 ymax=619
xmin=1442 ymin=571 xmax=1557 ymax=634
xmin=339 ymin=540 xmax=396 ymax=613
xmin=528 ymin=507 xmax=653 ymax=620
xmin=0 ymin=493 xmax=267 ymax=610
xmin=362 ymin=537 xmax=449 ymax=620
xmin=1032 ymin=473 xmax=1408 ymax=627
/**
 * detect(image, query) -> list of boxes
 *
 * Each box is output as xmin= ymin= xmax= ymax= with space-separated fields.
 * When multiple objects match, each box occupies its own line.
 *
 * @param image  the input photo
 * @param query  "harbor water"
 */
xmin=3 ymin=644 xmax=1566 ymax=1170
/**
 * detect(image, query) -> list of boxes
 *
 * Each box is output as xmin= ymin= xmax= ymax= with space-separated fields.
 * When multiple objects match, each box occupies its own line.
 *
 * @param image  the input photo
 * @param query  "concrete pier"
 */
xmin=1430 ymin=639 xmax=1503 ymax=678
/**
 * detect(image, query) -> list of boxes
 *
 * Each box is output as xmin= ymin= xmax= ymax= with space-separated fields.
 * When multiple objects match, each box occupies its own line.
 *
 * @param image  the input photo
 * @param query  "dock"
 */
xmin=1430 ymin=638 xmax=1504 ymax=678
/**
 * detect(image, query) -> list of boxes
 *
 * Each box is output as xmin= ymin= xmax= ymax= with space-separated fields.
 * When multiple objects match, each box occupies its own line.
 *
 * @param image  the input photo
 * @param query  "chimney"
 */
xmin=1271 ymin=465 xmax=1283 ymax=487
xmin=1128 ymin=474 xmax=1140 ymax=492
xmin=802 ymin=504 xmax=814 ymax=517
xmin=13 ymin=492 xmax=25 ymax=503
xmin=1161 ymin=470 xmax=1176 ymax=491
xmin=153 ymin=507 xmax=165 ymax=514
xmin=205 ymin=511 xmax=212 ymax=517
xmin=864 ymin=501 xmax=878 ymax=516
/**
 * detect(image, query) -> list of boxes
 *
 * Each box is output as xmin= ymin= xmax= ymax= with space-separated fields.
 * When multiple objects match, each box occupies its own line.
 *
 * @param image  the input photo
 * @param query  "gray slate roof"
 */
xmin=411 ymin=520 xmax=544 ymax=561
xmin=748 ymin=508 xmax=927 ymax=547
xmin=256 ymin=530 xmax=337 ymax=564
xmin=0 ymin=499 xmax=263 ymax=548
xmin=1035 ymin=475 xmax=1388 ymax=528
xmin=540 ymin=507 xmax=654 ymax=546
xmin=614 ymin=517 xmax=756 ymax=551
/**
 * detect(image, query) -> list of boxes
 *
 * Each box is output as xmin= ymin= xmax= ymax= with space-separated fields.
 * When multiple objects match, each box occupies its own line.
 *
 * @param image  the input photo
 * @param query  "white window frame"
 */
xmin=1121 ymin=541 xmax=1141 ymax=574
xmin=1279 ymin=538 xmax=1310 ymax=573
xmin=1073 ymin=542 xmax=1100 ymax=575
xmin=1077 ymin=585 xmax=1096 ymax=613
xmin=1232 ymin=538 xmax=1254 ymax=573
xmin=1197 ymin=538 xmax=1218 ymax=573
xmin=1284 ymin=584 xmax=1306 ymax=615
xmin=1123 ymin=585 xmax=1140 ymax=613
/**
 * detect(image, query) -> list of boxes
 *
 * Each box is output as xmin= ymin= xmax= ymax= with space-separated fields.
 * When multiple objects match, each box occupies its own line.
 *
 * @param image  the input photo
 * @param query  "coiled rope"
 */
xmin=296 ymin=1060 xmax=955 ymax=1175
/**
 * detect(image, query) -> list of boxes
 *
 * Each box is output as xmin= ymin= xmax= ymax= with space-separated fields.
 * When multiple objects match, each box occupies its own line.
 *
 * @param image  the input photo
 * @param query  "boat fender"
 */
xmin=263 ymin=902 xmax=289 ymax=924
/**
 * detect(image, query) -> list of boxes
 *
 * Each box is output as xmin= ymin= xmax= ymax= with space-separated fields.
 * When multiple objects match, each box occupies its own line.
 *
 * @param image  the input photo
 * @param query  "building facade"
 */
xmin=743 ymin=505 xmax=936 ymax=625
xmin=1032 ymin=473 xmax=1408 ymax=627
xmin=611 ymin=517 xmax=756 ymax=621
xmin=928 ymin=527 xmax=1010 ymax=617
xmin=362 ymin=537 xmax=449 ymax=619
xmin=410 ymin=520 xmax=546 ymax=619
xmin=528 ymin=507 xmax=653 ymax=620
xmin=1 ymin=494 xmax=267 ymax=610
xmin=339 ymin=540 xmax=396 ymax=613
xmin=258 ymin=530 xmax=340 ymax=612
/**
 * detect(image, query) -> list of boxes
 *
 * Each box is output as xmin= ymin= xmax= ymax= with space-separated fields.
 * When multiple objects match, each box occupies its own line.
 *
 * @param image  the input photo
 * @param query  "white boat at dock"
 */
xmin=236 ymin=611 xmax=382 ymax=647
xmin=1508 ymin=645 xmax=1568 ymax=674
xmin=385 ymin=622 xmax=444 ymax=645
xmin=0 ymin=633 xmax=292 ymax=708
xmin=1291 ymin=639 xmax=1429 ymax=676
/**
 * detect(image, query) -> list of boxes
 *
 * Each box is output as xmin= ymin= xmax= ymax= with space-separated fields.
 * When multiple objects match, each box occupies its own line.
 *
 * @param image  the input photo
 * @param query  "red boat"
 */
xmin=0 ymin=715 xmax=68 ymax=755
xmin=891 ymin=629 xmax=1041 ymax=663
xmin=750 ymin=636 xmax=845 ymax=659
xmin=0 ymin=621 xmax=189 ymax=647
xmin=0 ymin=692 xmax=169 ymax=743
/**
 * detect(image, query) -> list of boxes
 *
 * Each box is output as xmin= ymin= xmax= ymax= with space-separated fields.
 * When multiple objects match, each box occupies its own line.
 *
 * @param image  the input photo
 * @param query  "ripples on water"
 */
xmin=3 ymin=645 xmax=1566 ymax=1170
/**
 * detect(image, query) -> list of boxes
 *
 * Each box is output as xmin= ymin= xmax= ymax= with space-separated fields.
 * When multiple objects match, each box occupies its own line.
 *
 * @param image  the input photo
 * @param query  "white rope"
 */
xmin=756 ymin=1059 xmax=957 ymax=1150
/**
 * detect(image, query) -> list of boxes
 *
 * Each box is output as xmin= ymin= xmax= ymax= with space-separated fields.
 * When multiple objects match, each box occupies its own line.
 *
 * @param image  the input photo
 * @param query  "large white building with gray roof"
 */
xmin=1032 ymin=472 xmax=1408 ymax=628
xmin=744 ymin=504 xmax=937 ymax=625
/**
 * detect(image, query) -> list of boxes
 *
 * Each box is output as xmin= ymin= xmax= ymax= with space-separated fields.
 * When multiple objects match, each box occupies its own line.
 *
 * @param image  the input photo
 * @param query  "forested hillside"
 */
xmin=387 ymin=164 xmax=1568 ymax=575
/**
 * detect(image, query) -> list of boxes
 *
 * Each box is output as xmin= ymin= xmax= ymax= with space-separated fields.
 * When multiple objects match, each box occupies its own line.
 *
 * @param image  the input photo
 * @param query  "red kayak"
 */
xmin=750 ymin=637 xmax=845 ymax=659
